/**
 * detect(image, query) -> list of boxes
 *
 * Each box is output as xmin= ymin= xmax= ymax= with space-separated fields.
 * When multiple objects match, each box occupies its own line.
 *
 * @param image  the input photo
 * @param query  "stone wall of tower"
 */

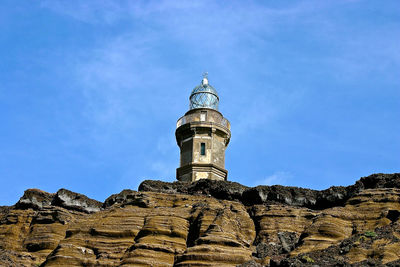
xmin=211 ymin=134 xmax=226 ymax=167
xmin=176 ymin=108 xmax=230 ymax=182
xmin=180 ymin=138 xmax=193 ymax=166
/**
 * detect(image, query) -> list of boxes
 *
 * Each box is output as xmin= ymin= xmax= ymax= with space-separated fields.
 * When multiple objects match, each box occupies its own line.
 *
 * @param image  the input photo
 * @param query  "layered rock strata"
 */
xmin=0 ymin=173 xmax=399 ymax=266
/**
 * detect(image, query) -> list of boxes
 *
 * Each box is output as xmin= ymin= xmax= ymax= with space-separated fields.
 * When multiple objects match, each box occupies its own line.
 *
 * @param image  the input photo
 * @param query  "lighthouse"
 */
xmin=175 ymin=73 xmax=231 ymax=182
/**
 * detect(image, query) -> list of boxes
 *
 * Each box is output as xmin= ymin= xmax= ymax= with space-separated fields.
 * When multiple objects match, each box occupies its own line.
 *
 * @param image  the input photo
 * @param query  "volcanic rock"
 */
xmin=0 ymin=173 xmax=399 ymax=266
xmin=52 ymin=188 xmax=102 ymax=213
xmin=15 ymin=189 xmax=54 ymax=210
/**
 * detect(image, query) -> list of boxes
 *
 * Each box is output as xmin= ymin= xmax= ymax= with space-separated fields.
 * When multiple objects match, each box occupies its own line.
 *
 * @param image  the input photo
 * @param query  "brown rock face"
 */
xmin=0 ymin=173 xmax=399 ymax=266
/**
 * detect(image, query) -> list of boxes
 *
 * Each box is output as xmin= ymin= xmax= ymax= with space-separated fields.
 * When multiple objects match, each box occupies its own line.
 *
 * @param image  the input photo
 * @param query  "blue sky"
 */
xmin=1 ymin=1 xmax=399 ymax=205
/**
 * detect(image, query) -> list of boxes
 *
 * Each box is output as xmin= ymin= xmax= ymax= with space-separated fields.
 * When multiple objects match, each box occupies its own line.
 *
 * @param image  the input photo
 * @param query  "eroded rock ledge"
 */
xmin=15 ymin=188 xmax=102 ymax=213
xmin=0 ymin=173 xmax=399 ymax=266
xmin=139 ymin=173 xmax=400 ymax=209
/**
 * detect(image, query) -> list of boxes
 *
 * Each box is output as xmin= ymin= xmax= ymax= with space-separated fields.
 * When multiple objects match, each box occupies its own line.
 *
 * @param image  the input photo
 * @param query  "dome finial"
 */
xmin=202 ymin=71 xmax=209 ymax=85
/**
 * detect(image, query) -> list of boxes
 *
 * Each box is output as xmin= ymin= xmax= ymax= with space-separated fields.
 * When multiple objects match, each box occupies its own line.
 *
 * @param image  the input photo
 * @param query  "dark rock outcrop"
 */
xmin=139 ymin=179 xmax=248 ymax=201
xmin=103 ymin=189 xmax=151 ymax=208
xmin=15 ymin=189 xmax=54 ymax=210
xmin=15 ymin=188 xmax=102 ymax=213
xmin=139 ymin=173 xmax=400 ymax=210
xmin=357 ymin=173 xmax=400 ymax=189
xmin=52 ymin=188 xmax=102 ymax=213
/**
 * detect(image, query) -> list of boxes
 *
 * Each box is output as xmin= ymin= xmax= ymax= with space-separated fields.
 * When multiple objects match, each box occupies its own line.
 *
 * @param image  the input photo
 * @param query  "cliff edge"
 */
xmin=1 ymin=173 xmax=399 ymax=266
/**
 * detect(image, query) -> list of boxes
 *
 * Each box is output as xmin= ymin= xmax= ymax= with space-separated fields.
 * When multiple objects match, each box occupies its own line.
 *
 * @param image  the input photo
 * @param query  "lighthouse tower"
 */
xmin=175 ymin=74 xmax=231 ymax=182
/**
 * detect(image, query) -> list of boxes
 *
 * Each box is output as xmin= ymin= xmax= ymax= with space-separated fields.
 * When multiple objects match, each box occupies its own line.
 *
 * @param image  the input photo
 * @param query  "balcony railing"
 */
xmin=176 ymin=114 xmax=230 ymax=130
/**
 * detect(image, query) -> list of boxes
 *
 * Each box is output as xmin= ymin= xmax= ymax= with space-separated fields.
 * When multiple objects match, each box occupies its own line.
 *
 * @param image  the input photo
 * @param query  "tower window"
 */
xmin=200 ymin=143 xmax=206 ymax=155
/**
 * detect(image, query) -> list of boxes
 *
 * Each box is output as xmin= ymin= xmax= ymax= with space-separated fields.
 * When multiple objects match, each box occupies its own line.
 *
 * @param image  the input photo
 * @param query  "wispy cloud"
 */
xmin=37 ymin=0 xmax=400 ymax=189
xmin=251 ymin=171 xmax=293 ymax=187
xmin=77 ymin=35 xmax=165 ymax=129
xmin=41 ymin=0 xmax=400 ymax=144
xmin=40 ymin=0 xmax=132 ymax=24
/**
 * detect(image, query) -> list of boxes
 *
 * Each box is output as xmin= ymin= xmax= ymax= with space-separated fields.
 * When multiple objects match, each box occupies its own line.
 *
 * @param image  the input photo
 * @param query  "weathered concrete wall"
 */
xmin=212 ymin=134 xmax=226 ymax=167
xmin=176 ymin=108 xmax=231 ymax=130
xmin=193 ymin=133 xmax=212 ymax=164
xmin=180 ymin=137 xmax=193 ymax=166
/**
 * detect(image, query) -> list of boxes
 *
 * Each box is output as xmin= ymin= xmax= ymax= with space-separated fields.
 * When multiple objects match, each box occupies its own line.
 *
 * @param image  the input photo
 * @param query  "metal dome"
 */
xmin=189 ymin=74 xmax=219 ymax=110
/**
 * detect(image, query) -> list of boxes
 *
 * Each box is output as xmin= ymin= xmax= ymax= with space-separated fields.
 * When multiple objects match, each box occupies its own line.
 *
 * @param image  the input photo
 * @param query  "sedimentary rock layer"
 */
xmin=0 ymin=173 xmax=399 ymax=266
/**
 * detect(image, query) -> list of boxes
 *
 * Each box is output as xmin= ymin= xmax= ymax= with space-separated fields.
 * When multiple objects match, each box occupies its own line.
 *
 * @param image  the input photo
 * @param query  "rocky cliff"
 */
xmin=0 ymin=173 xmax=399 ymax=266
